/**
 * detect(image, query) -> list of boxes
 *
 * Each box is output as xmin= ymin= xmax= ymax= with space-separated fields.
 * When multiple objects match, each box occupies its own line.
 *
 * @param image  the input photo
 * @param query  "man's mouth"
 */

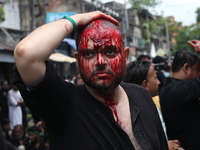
xmin=94 ymin=71 xmax=112 ymax=78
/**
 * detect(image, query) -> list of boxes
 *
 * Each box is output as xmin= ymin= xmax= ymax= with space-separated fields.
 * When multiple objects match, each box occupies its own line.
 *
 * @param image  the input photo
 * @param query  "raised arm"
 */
xmin=188 ymin=40 xmax=200 ymax=53
xmin=14 ymin=11 xmax=119 ymax=86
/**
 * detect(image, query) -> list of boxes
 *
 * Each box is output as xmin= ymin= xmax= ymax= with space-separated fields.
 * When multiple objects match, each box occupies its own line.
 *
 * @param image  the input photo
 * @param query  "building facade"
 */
xmin=0 ymin=0 xmax=169 ymax=81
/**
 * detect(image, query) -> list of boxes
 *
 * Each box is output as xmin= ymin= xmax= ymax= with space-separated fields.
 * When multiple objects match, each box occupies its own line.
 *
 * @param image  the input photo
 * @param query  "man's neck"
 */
xmin=86 ymin=85 xmax=122 ymax=104
xmin=172 ymin=72 xmax=185 ymax=80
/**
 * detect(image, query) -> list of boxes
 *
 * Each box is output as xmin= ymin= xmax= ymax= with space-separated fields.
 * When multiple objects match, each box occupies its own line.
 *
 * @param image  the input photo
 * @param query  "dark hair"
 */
xmin=124 ymin=61 xmax=151 ymax=85
xmin=75 ymin=19 xmax=124 ymax=50
xmin=1 ymin=118 xmax=10 ymax=125
xmin=0 ymin=80 xmax=8 ymax=86
xmin=14 ymin=124 xmax=24 ymax=130
xmin=27 ymin=126 xmax=40 ymax=134
xmin=172 ymin=50 xmax=200 ymax=73
xmin=137 ymin=54 xmax=151 ymax=61
xmin=152 ymin=56 xmax=165 ymax=64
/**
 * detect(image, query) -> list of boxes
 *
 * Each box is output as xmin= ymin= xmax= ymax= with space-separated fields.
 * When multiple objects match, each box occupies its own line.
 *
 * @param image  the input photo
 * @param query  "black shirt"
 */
xmin=160 ymin=77 xmax=200 ymax=150
xmin=0 ymin=89 xmax=9 ymax=122
xmin=10 ymin=136 xmax=30 ymax=149
xmin=0 ymin=123 xmax=4 ymax=150
xmin=13 ymin=61 xmax=168 ymax=150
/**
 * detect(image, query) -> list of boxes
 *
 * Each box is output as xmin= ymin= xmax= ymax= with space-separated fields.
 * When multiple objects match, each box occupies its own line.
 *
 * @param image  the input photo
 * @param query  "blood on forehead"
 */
xmin=78 ymin=20 xmax=123 ymax=52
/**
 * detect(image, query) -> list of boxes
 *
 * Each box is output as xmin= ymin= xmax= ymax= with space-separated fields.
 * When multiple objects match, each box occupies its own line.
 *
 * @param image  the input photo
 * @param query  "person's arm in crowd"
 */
xmin=187 ymin=40 xmax=200 ymax=53
xmin=14 ymin=11 xmax=119 ymax=87
xmin=17 ymin=99 xmax=24 ymax=106
xmin=7 ymin=92 xmax=18 ymax=106
xmin=168 ymin=140 xmax=184 ymax=150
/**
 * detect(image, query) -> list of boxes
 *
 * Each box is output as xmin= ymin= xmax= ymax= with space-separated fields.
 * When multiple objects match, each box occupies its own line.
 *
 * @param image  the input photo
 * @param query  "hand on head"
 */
xmin=72 ymin=11 xmax=119 ymax=30
xmin=188 ymin=40 xmax=200 ymax=53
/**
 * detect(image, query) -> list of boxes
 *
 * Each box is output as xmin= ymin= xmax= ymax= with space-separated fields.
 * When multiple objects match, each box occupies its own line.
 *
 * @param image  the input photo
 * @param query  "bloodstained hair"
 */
xmin=75 ymin=19 xmax=125 ymax=51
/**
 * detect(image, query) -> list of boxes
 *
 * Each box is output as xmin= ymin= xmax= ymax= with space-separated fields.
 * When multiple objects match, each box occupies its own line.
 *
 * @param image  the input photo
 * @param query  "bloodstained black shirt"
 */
xmin=13 ymin=61 xmax=168 ymax=150
xmin=160 ymin=77 xmax=200 ymax=150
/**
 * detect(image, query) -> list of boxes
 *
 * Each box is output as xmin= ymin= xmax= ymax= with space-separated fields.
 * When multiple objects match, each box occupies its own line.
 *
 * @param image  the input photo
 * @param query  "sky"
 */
xmin=101 ymin=0 xmax=200 ymax=26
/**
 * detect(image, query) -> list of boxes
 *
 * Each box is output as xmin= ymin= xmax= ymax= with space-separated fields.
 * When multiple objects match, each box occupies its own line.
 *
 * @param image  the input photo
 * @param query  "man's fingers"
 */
xmin=92 ymin=11 xmax=119 ymax=26
xmin=187 ymin=41 xmax=194 ymax=46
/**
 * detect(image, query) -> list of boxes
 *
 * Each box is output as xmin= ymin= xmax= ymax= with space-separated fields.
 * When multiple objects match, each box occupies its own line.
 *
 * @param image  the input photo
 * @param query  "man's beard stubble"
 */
xmin=80 ymin=65 xmax=125 ymax=94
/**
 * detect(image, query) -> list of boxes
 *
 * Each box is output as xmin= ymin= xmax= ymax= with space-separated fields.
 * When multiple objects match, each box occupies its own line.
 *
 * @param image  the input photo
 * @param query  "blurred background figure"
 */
xmin=43 ymin=135 xmax=49 ymax=150
xmin=75 ymin=71 xmax=84 ymax=86
xmin=160 ymin=50 xmax=200 ymax=149
xmin=10 ymin=125 xmax=30 ymax=150
xmin=17 ymin=145 xmax=25 ymax=150
xmin=7 ymin=83 xmax=24 ymax=130
xmin=0 ymin=122 xmax=5 ymax=150
xmin=0 ymin=80 xmax=9 ymax=123
xmin=27 ymin=125 xmax=46 ymax=150
xmin=124 ymin=60 xmax=184 ymax=150
xmin=152 ymin=56 xmax=171 ymax=111
xmin=137 ymin=54 xmax=152 ymax=62
xmin=1 ymin=118 xmax=11 ymax=142
xmin=153 ymin=56 xmax=170 ymax=78
xmin=1 ymin=119 xmax=17 ymax=150
xmin=35 ymin=119 xmax=47 ymax=137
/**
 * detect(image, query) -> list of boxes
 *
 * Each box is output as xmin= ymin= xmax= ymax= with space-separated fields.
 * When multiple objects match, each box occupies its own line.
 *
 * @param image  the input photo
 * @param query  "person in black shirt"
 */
xmin=0 ymin=80 xmax=9 ymax=123
xmin=0 ymin=123 xmax=5 ymax=150
xmin=160 ymin=50 xmax=200 ymax=150
xmin=10 ymin=125 xmax=30 ymax=149
xmin=13 ymin=11 xmax=168 ymax=150
xmin=124 ymin=60 xmax=184 ymax=150
xmin=26 ymin=126 xmax=46 ymax=150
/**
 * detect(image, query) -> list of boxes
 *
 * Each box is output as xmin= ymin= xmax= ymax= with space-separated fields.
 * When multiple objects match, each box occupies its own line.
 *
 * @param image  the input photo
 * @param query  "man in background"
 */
xmin=160 ymin=50 xmax=200 ymax=149
xmin=0 ymin=80 xmax=9 ymax=123
xmin=10 ymin=125 xmax=30 ymax=149
xmin=27 ymin=126 xmax=46 ymax=150
xmin=124 ymin=60 xmax=184 ymax=150
xmin=7 ymin=83 xmax=24 ymax=130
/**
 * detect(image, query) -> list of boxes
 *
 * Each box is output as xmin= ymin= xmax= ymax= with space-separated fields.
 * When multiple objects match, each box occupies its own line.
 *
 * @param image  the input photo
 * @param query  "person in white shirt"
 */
xmin=7 ymin=83 xmax=24 ymax=130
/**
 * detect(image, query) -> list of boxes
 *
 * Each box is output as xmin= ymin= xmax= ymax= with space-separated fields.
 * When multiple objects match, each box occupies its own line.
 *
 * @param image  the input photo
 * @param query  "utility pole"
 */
xmin=124 ymin=0 xmax=129 ymax=47
xmin=165 ymin=21 xmax=171 ymax=63
xmin=29 ymin=0 xmax=35 ymax=31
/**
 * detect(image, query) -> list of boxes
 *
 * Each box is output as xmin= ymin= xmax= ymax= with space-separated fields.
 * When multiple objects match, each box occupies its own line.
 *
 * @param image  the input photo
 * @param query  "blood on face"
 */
xmin=77 ymin=20 xmax=126 ymax=91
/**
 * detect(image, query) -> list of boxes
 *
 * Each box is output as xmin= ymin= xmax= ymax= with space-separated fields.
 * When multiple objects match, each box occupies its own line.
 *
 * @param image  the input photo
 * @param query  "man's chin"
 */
xmin=87 ymin=82 xmax=114 ymax=92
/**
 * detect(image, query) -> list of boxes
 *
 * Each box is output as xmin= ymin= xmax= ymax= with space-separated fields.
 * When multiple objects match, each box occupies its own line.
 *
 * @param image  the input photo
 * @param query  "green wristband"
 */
xmin=62 ymin=16 xmax=77 ymax=31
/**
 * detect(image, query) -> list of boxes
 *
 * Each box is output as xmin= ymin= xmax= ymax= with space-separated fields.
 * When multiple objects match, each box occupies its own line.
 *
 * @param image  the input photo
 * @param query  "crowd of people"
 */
xmin=0 ymin=81 xmax=49 ymax=150
xmin=0 ymin=11 xmax=200 ymax=150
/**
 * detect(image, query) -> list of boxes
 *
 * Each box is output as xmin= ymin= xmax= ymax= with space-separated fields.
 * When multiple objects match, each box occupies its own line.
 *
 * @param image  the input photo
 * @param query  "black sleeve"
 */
xmin=174 ymin=76 xmax=200 ymax=104
xmin=12 ymin=61 xmax=76 ymax=133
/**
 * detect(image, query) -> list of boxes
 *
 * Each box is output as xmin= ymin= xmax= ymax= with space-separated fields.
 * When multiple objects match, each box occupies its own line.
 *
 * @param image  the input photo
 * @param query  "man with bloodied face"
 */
xmin=13 ymin=11 xmax=168 ymax=150
xmin=75 ymin=20 xmax=127 ymax=95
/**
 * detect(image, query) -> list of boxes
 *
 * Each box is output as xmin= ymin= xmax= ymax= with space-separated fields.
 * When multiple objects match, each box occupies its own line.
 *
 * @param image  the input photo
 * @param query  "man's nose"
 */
xmin=95 ymin=53 xmax=107 ymax=66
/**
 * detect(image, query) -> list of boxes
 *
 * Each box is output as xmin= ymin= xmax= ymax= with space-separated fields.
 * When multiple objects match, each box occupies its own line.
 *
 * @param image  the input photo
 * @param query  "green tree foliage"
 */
xmin=128 ymin=0 xmax=163 ymax=44
xmin=170 ymin=7 xmax=200 ymax=57
xmin=128 ymin=0 xmax=161 ymax=12
xmin=142 ymin=22 xmax=151 ymax=43
xmin=0 ymin=4 xmax=5 ymax=22
xmin=196 ymin=7 xmax=200 ymax=23
xmin=141 ymin=17 xmax=167 ymax=43
xmin=171 ymin=24 xmax=200 ymax=57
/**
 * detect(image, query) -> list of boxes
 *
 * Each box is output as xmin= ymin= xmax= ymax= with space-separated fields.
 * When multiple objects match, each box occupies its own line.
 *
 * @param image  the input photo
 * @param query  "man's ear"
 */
xmin=183 ymin=63 xmax=190 ymax=74
xmin=124 ymin=47 xmax=130 ymax=65
xmin=141 ymin=80 xmax=148 ymax=90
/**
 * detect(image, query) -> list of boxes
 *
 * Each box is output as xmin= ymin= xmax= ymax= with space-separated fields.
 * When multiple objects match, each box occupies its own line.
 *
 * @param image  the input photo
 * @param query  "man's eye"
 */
xmin=83 ymin=52 xmax=93 ymax=57
xmin=105 ymin=50 xmax=115 ymax=55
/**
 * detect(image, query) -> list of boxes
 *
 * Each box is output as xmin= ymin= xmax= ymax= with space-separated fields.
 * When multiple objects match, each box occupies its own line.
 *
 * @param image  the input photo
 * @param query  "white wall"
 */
xmin=0 ymin=0 xmax=20 ymax=30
